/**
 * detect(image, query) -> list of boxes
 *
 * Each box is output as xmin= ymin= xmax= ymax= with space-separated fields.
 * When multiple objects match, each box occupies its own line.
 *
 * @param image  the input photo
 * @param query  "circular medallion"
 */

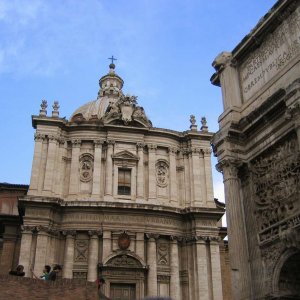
xmin=118 ymin=232 xmax=130 ymax=250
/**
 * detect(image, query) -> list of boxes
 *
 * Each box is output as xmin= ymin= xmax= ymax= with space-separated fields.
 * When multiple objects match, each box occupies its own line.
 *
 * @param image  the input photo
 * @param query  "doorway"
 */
xmin=110 ymin=283 xmax=136 ymax=300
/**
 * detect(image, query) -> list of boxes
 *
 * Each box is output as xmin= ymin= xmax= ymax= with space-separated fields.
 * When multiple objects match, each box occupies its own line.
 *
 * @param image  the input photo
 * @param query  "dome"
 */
xmin=70 ymin=63 xmax=152 ymax=128
xmin=70 ymin=64 xmax=124 ymax=121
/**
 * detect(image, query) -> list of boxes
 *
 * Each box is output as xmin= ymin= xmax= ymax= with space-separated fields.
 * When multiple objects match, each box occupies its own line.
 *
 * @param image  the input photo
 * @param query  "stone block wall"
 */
xmin=0 ymin=275 xmax=98 ymax=300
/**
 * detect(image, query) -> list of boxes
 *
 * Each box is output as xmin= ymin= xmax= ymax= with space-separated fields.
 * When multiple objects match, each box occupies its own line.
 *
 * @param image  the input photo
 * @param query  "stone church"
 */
xmin=17 ymin=61 xmax=228 ymax=299
xmin=211 ymin=0 xmax=300 ymax=299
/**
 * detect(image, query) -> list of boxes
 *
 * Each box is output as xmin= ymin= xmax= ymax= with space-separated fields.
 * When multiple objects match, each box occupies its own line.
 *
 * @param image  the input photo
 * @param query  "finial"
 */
xmin=201 ymin=116 xmax=208 ymax=132
xmin=52 ymin=101 xmax=60 ymax=117
xmin=108 ymin=55 xmax=117 ymax=69
xmin=39 ymin=100 xmax=48 ymax=116
xmin=190 ymin=115 xmax=197 ymax=131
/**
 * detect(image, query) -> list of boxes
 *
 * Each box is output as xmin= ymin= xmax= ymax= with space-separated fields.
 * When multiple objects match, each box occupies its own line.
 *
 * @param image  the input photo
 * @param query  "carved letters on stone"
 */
xmin=240 ymin=7 xmax=300 ymax=100
xmin=251 ymin=136 xmax=300 ymax=244
xmin=79 ymin=153 xmax=94 ymax=182
xmin=156 ymin=160 xmax=169 ymax=188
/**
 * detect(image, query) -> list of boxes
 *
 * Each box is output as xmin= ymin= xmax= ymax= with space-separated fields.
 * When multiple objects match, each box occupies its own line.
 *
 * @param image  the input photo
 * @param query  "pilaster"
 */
xmin=43 ymin=135 xmax=59 ymax=193
xmin=105 ymin=140 xmax=114 ymax=197
xmin=19 ymin=226 xmax=35 ymax=277
xmin=203 ymin=148 xmax=215 ymax=206
xmin=168 ymin=147 xmax=178 ymax=204
xmin=92 ymin=140 xmax=104 ymax=197
xmin=136 ymin=143 xmax=145 ymax=199
xmin=87 ymin=230 xmax=101 ymax=282
xmin=148 ymin=144 xmax=157 ymax=199
xmin=170 ymin=236 xmax=180 ymax=300
xmin=196 ymin=237 xmax=209 ymax=300
xmin=102 ymin=230 xmax=111 ymax=261
xmin=28 ymin=133 xmax=45 ymax=194
xmin=136 ymin=232 xmax=145 ymax=261
xmin=212 ymin=52 xmax=242 ymax=110
xmin=62 ymin=230 xmax=76 ymax=279
xmin=210 ymin=238 xmax=223 ymax=300
xmin=33 ymin=226 xmax=49 ymax=277
xmin=146 ymin=233 xmax=158 ymax=296
xmin=190 ymin=147 xmax=202 ymax=206
xmin=68 ymin=140 xmax=81 ymax=195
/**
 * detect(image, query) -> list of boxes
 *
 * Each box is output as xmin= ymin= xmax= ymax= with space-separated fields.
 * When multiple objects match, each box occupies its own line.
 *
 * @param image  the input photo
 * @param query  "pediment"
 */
xmin=112 ymin=150 xmax=139 ymax=161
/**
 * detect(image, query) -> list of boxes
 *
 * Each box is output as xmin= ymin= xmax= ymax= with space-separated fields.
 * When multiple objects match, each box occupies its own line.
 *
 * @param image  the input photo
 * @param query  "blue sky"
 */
xmin=0 ymin=0 xmax=277 ymax=205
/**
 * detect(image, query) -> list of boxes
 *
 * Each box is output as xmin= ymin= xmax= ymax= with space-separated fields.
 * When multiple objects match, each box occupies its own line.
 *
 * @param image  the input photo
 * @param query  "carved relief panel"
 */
xmin=156 ymin=160 xmax=169 ymax=188
xmin=250 ymin=134 xmax=300 ymax=245
xmin=157 ymin=238 xmax=170 ymax=266
xmin=74 ymin=239 xmax=89 ymax=262
xmin=79 ymin=153 xmax=94 ymax=182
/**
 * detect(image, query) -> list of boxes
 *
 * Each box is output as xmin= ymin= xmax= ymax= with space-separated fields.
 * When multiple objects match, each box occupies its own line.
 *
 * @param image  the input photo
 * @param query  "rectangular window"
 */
xmin=118 ymin=168 xmax=131 ymax=195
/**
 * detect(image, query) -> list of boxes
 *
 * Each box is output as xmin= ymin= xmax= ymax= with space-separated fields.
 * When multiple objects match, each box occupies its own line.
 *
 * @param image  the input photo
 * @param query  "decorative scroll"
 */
xmin=251 ymin=135 xmax=300 ymax=241
xmin=156 ymin=160 xmax=169 ymax=188
xmin=106 ymin=255 xmax=141 ymax=268
xmin=74 ymin=240 xmax=88 ymax=262
xmin=79 ymin=154 xmax=94 ymax=182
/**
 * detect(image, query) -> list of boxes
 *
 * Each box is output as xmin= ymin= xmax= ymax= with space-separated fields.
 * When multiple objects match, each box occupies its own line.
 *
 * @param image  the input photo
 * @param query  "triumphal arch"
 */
xmin=211 ymin=0 xmax=300 ymax=299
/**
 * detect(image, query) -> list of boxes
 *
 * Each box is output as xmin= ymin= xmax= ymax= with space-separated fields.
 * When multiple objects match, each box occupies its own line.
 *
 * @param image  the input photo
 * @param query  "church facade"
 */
xmin=18 ymin=62 xmax=226 ymax=299
xmin=211 ymin=0 xmax=300 ymax=299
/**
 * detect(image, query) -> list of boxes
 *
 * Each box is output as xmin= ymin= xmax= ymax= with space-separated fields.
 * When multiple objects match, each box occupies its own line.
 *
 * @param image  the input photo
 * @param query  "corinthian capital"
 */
xmin=34 ymin=133 xmax=45 ymax=142
xmin=71 ymin=139 xmax=81 ymax=147
xmin=216 ymin=158 xmax=243 ymax=180
xmin=147 ymin=144 xmax=157 ymax=151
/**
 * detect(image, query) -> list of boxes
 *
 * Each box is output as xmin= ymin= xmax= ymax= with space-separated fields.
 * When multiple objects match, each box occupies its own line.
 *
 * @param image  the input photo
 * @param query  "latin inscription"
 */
xmin=240 ymin=7 xmax=300 ymax=100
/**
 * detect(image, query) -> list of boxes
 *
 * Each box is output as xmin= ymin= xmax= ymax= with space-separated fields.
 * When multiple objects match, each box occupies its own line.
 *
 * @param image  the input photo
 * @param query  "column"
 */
xmin=105 ymin=140 xmax=114 ymax=197
xmin=43 ymin=135 xmax=58 ymax=192
xmin=168 ymin=147 xmax=177 ymax=204
xmin=210 ymin=239 xmax=223 ymax=300
xmin=191 ymin=147 xmax=202 ymax=205
xmin=18 ymin=226 xmax=34 ymax=277
xmin=199 ymin=150 xmax=207 ymax=206
xmin=218 ymin=160 xmax=251 ymax=300
xmin=136 ymin=143 xmax=145 ymax=199
xmin=62 ymin=230 xmax=76 ymax=279
xmin=203 ymin=149 xmax=214 ymax=206
xmin=33 ymin=226 xmax=49 ymax=276
xmin=148 ymin=144 xmax=157 ymax=199
xmin=102 ymin=230 xmax=111 ymax=261
xmin=28 ymin=133 xmax=44 ymax=193
xmin=87 ymin=230 xmax=100 ymax=282
xmin=196 ymin=237 xmax=209 ymax=299
xmin=92 ymin=140 xmax=104 ymax=197
xmin=170 ymin=237 xmax=180 ymax=300
xmin=68 ymin=140 xmax=81 ymax=195
xmin=146 ymin=234 xmax=158 ymax=296
xmin=136 ymin=232 xmax=145 ymax=261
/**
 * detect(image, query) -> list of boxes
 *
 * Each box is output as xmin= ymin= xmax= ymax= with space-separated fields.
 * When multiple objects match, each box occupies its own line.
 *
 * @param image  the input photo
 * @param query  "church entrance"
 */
xmin=110 ymin=283 xmax=136 ymax=300
xmin=277 ymin=252 xmax=300 ymax=298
